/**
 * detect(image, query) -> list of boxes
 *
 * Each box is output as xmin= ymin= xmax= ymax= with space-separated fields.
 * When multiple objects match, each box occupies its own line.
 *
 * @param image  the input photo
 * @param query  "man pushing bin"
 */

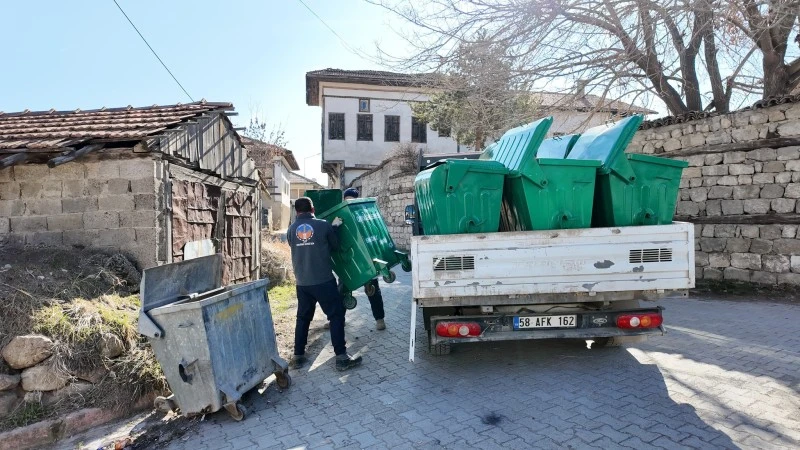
xmin=287 ymin=197 xmax=363 ymax=372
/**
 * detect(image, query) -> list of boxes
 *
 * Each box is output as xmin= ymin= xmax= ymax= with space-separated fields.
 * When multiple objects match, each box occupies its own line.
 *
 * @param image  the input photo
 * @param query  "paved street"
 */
xmin=166 ymin=272 xmax=800 ymax=449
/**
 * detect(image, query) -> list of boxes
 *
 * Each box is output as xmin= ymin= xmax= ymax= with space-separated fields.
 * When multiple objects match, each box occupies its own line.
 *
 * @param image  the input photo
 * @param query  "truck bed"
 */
xmin=410 ymin=222 xmax=695 ymax=303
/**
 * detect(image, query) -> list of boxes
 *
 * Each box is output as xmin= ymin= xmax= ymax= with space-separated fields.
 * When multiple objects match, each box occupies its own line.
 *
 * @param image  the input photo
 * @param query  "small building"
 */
xmin=289 ymin=172 xmax=324 ymax=201
xmin=535 ymin=83 xmax=657 ymax=136
xmin=241 ymin=137 xmax=300 ymax=231
xmin=305 ymin=68 xmax=461 ymax=188
xmin=0 ymin=101 xmax=263 ymax=284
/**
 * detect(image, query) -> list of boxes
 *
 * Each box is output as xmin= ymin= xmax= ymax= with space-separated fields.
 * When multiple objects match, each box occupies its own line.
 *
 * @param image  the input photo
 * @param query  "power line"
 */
xmin=112 ymin=0 xmax=194 ymax=102
xmin=294 ymin=0 xmax=371 ymax=60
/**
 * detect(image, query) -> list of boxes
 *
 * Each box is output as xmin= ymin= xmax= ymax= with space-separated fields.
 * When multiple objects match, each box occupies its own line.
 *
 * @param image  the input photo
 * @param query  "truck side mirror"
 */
xmin=404 ymin=205 xmax=417 ymax=225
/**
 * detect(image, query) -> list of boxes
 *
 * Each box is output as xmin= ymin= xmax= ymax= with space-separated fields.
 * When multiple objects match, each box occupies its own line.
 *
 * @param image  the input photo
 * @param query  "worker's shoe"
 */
xmin=335 ymin=354 xmax=362 ymax=371
xmin=290 ymin=354 xmax=306 ymax=370
xmin=376 ymin=319 xmax=386 ymax=331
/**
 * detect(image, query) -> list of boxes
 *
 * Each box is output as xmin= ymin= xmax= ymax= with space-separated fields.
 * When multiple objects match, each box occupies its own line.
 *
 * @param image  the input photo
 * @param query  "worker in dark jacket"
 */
xmin=287 ymin=197 xmax=362 ymax=371
xmin=342 ymin=188 xmax=386 ymax=331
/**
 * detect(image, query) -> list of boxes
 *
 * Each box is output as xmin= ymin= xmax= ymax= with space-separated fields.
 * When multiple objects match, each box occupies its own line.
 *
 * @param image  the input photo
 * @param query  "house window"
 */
xmin=328 ymin=113 xmax=345 ymax=140
xmin=385 ymin=115 xmax=400 ymax=142
xmin=412 ymin=117 xmax=427 ymax=143
xmin=358 ymin=99 xmax=370 ymax=112
xmin=437 ymin=126 xmax=451 ymax=138
xmin=357 ymin=114 xmax=373 ymax=141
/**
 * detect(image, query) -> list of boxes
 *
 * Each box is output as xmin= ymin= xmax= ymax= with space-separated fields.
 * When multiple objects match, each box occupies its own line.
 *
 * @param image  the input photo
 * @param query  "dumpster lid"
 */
xmin=537 ymin=134 xmax=580 ymax=159
xmin=566 ymin=115 xmax=643 ymax=180
xmin=490 ymin=117 xmax=553 ymax=171
xmin=140 ymin=254 xmax=223 ymax=312
xmin=317 ymin=197 xmax=377 ymax=218
xmin=627 ymin=153 xmax=689 ymax=168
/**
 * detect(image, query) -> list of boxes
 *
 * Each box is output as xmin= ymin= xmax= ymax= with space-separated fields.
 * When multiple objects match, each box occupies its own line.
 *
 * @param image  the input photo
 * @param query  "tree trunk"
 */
xmin=763 ymin=51 xmax=791 ymax=98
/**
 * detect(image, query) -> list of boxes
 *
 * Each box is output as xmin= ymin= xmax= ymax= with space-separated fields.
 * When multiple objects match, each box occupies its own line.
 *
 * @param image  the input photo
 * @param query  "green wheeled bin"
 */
xmin=536 ymin=134 xmax=580 ymax=159
xmin=490 ymin=117 xmax=601 ymax=231
xmin=317 ymin=198 xmax=411 ymax=308
xmin=566 ymin=115 xmax=688 ymax=227
xmin=304 ymin=188 xmax=343 ymax=215
xmin=414 ymin=159 xmax=509 ymax=235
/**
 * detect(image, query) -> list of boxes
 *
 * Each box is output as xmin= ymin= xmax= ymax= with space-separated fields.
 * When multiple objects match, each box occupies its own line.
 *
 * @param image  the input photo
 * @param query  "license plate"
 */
xmin=514 ymin=315 xmax=577 ymax=330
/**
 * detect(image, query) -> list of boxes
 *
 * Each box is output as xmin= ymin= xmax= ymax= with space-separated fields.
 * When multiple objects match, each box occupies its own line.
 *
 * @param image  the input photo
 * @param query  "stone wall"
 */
xmin=0 ymin=154 xmax=165 ymax=269
xmin=350 ymin=159 xmax=415 ymax=251
xmin=629 ymin=101 xmax=800 ymax=285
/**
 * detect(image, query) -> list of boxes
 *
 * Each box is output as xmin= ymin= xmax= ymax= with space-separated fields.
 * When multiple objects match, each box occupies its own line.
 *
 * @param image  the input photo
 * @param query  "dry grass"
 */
xmin=260 ymin=233 xmax=294 ymax=287
xmin=0 ymin=247 xmax=166 ymax=431
xmin=389 ymin=142 xmax=420 ymax=175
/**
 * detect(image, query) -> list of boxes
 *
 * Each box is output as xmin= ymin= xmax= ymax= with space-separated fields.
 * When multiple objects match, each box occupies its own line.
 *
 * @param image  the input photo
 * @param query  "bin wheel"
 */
xmin=276 ymin=370 xmax=292 ymax=389
xmin=226 ymin=403 xmax=247 ymax=421
xmin=383 ymin=271 xmax=396 ymax=284
xmin=401 ymin=259 xmax=412 ymax=272
xmin=343 ymin=294 xmax=357 ymax=310
xmin=365 ymin=283 xmax=377 ymax=297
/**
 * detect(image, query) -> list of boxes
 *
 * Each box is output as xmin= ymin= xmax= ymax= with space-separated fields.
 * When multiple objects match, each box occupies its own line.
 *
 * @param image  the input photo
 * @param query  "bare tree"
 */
xmin=368 ymin=0 xmax=800 ymax=115
xmin=412 ymin=33 xmax=540 ymax=150
xmin=243 ymin=115 xmax=288 ymax=147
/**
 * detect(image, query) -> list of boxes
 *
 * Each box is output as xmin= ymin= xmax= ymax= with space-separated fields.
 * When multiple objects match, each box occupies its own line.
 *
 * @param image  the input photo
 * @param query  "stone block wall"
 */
xmin=629 ymin=101 xmax=800 ymax=285
xmin=0 ymin=155 xmax=164 ymax=269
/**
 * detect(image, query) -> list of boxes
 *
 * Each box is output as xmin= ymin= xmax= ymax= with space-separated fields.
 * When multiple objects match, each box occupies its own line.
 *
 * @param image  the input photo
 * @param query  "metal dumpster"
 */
xmin=566 ymin=115 xmax=688 ymax=226
xmin=137 ymin=254 xmax=290 ymax=421
xmin=317 ymin=198 xmax=411 ymax=308
xmin=490 ymin=117 xmax=600 ymax=231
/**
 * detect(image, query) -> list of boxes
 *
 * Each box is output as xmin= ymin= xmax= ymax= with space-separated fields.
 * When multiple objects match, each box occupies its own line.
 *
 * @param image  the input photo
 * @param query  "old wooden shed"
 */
xmin=0 ymin=101 xmax=264 ymax=284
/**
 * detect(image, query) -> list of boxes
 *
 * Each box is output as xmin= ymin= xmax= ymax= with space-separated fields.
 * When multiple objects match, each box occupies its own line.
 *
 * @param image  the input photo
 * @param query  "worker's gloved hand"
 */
xmin=332 ymin=217 xmax=343 ymax=227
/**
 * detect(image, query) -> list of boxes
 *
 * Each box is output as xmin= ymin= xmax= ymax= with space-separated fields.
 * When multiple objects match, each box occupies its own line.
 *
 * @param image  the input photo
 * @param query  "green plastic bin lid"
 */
xmin=627 ymin=153 xmax=689 ymax=168
xmin=537 ymin=158 xmax=601 ymax=168
xmin=537 ymin=134 xmax=581 ymax=159
xmin=422 ymin=159 xmax=508 ymax=193
xmin=479 ymin=142 xmax=497 ymax=160
xmin=490 ymin=117 xmax=554 ymax=172
xmin=566 ymin=115 xmax=644 ymax=179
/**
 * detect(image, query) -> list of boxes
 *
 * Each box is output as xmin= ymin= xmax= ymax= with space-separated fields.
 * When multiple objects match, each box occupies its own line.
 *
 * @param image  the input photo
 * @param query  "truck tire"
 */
xmin=430 ymin=342 xmax=451 ymax=356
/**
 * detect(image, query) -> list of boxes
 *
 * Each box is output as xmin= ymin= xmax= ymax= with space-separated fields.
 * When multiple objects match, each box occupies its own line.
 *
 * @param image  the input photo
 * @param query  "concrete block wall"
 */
xmin=0 ymin=156 xmax=163 ymax=269
xmin=630 ymin=101 xmax=800 ymax=286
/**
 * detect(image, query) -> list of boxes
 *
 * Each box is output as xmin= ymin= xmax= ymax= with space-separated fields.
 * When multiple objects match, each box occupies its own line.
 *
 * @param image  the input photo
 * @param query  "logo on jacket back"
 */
xmin=296 ymin=223 xmax=314 ymax=242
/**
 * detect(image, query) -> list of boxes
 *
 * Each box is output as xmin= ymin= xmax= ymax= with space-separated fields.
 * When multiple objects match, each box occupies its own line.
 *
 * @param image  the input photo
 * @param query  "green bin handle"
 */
xmin=460 ymin=216 xmax=485 ymax=233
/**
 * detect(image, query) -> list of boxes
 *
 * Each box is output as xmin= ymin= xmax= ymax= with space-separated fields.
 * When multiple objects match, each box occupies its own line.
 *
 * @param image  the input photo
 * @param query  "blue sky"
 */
xmin=0 ymin=0 xmax=405 ymax=184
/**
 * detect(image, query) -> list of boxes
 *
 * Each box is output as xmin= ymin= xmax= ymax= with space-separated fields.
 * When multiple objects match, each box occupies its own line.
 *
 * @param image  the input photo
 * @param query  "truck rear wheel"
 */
xmin=429 ymin=342 xmax=451 ymax=356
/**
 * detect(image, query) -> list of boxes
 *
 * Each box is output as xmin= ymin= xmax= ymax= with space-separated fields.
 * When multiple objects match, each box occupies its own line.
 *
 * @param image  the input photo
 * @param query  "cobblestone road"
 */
xmin=166 ymin=272 xmax=800 ymax=449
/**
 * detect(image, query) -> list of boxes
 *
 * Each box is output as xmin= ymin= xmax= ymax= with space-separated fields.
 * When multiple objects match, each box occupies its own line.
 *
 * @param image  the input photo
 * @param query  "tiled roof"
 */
xmin=306 ymin=68 xmax=433 ymax=106
xmin=535 ymin=92 xmax=657 ymax=115
xmin=289 ymin=171 xmax=323 ymax=187
xmin=0 ymin=101 xmax=233 ymax=150
xmin=240 ymin=137 xmax=300 ymax=171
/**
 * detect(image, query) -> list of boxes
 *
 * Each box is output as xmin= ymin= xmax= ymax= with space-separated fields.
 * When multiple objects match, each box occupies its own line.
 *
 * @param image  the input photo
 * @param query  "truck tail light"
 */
xmin=435 ymin=321 xmax=481 ymax=338
xmin=617 ymin=313 xmax=662 ymax=329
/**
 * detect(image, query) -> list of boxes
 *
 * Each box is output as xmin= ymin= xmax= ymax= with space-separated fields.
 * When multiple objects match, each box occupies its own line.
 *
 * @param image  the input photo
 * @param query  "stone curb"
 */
xmin=0 ymin=393 xmax=155 ymax=450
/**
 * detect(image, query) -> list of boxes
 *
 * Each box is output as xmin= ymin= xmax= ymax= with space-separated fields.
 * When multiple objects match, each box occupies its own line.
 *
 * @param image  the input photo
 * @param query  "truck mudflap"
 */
xmin=426 ymin=306 xmax=665 ymax=347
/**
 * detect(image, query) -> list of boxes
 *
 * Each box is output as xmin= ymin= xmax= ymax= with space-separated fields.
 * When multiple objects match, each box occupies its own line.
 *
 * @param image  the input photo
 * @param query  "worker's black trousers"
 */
xmin=294 ymin=279 xmax=346 ymax=356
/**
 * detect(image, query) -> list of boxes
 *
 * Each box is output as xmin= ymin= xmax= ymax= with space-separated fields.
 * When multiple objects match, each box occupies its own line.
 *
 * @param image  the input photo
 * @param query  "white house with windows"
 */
xmin=305 ymin=69 xmax=656 ymax=188
xmin=305 ymin=69 xmax=460 ymax=188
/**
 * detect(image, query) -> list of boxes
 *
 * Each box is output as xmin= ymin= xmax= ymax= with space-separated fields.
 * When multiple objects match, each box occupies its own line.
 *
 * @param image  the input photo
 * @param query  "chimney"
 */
xmin=575 ymin=80 xmax=588 ymax=97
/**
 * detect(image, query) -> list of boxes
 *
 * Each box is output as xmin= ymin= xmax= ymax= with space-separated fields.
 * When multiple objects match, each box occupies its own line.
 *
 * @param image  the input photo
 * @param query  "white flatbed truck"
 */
xmin=407 ymin=222 xmax=695 ymax=360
